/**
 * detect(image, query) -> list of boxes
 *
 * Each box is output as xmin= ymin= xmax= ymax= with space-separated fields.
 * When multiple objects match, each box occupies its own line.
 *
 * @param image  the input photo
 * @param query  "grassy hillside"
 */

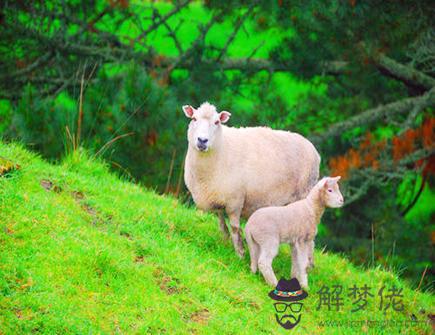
xmin=0 ymin=142 xmax=433 ymax=334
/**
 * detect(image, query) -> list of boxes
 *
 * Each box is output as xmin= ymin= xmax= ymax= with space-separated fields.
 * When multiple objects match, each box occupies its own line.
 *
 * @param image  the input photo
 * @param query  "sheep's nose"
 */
xmin=197 ymin=137 xmax=208 ymax=144
xmin=340 ymin=197 xmax=344 ymax=203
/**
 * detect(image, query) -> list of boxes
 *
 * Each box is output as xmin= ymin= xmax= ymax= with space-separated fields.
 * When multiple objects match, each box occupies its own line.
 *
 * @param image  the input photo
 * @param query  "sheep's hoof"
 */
xmin=218 ymin=224 xmax=230 ymax=239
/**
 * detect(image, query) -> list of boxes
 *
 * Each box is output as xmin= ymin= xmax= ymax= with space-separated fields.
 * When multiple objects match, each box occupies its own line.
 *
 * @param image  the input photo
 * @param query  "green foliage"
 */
xmin=8 ymin=86 xmax=76 ymax=157
xmin=0 ymin=142 xmax=433 ymax=334
xmin=79 ymin=63 xmax=182 ymax=187
xmin=5 ymin=64 xmax=183 ymax=187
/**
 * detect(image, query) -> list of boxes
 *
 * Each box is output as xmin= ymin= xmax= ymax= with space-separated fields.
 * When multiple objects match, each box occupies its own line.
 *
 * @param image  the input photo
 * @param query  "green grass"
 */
xmin=0 ymin=142 xmax=433 ymax=334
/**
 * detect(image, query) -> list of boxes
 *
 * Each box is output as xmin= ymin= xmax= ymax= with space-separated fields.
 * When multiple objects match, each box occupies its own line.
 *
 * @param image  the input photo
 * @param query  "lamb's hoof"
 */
xmin=236 ymin=249 xmax=245 ymax=259
xmin=267 ymin=279 xmax=278 ymax=287
xmin=221 ymin=232 xmax=230 ymax=240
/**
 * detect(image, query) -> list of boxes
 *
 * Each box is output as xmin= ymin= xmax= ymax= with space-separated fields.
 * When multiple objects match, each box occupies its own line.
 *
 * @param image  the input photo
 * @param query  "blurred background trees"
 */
xmin=0 ymin=0 xmax=433 ymax=285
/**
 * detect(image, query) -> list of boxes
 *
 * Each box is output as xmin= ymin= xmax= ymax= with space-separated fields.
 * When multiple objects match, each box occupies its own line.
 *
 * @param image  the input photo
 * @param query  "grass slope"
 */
xmin=0 ymin=142 xmax=433 ymax=334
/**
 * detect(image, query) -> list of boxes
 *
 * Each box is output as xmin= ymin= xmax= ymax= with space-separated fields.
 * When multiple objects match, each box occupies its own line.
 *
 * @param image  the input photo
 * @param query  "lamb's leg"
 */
xmin=257 ymin=242 xmax=279 ymax=286
xmin=227 ymin=209 xmax=244 ymax=258
xmin=307 ymin=240 xmax=315 ymax=270
xmin=250 ymin=245 xmax=260 ymax=273
xmin=295 ymin=241 xmax=310 ymax=288
xmin=217 ymin=210 xmax=230 ymax=239
xmin=290 ymin=243 xmax=300 ymax=279
xmin=245 ymin=228 xmax=260 ymax=273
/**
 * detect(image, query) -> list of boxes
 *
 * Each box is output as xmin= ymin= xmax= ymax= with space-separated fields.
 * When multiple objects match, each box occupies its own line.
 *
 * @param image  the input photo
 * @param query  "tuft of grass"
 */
xmin=0 ymin=142 xmax=433 ymax=334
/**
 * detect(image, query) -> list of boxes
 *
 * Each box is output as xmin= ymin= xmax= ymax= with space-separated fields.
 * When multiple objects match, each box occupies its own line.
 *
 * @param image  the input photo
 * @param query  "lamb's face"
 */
xmin=182 ymin=102 xmax=231 ymax=152
xmin=321 ymin=176 xmax=344 ymax=208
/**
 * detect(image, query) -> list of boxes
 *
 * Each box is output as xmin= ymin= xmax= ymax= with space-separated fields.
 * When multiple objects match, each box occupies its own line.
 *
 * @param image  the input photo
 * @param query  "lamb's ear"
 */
xmin=325 ymin=176 xmax=341 ymax=187
xmin=219 ymin=111 xmax=231 ymax=123
xmin=320 ymin=178 xmax=329 ymax=189
xmin=182 ymin=105 xmax=195 ymax=118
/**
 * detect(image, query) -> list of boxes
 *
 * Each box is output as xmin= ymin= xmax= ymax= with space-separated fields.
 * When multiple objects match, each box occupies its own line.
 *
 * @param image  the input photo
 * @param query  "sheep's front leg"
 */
xmin=227 ymin=209 xmax=244 ymax=258
xmin=217 ymin=210 xmax=230 ymax=239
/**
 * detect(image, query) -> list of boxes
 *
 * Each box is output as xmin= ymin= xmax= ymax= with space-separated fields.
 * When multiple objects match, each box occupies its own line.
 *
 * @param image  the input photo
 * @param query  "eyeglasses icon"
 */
xmin=274 ymin=302 xmax=303 ymax=313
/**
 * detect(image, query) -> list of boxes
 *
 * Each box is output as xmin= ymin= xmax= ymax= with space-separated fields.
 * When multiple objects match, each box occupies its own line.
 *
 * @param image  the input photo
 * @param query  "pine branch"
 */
xmin=374 ymin=54 xmax=435 ymax=91
xmin=216 ymin=3 xmax=256 ymax=62
xmin=134 ymin=0 xmax=191 ymax=43
xmin=344 ymin=147 xmax=435 ymax=205
xmin=310 ymin=87 xmax=435 ymax=145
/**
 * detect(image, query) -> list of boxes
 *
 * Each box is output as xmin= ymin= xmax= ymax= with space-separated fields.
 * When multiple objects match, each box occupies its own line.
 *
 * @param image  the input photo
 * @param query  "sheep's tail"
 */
xmin=245 ymin=225 xmax=260 ymax=274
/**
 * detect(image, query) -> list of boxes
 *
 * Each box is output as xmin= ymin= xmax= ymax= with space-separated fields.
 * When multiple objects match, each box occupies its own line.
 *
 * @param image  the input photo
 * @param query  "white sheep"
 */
xmin=244 ymin=176 xmax=344 ymax=287
xmin=183 ymin=102 xmax=321 ymax=258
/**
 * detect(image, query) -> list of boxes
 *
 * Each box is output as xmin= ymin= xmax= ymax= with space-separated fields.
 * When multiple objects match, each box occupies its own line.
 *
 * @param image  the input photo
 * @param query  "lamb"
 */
xmin=244 ymin=176 xmax=344 ymax=287
xmin=182 ymin=102 xmax=321 ymax=258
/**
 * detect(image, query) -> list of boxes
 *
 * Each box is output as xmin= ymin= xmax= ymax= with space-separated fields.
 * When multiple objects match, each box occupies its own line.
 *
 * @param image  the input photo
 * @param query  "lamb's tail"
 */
xmin=245 ymin=225 xmax=260 ymax=274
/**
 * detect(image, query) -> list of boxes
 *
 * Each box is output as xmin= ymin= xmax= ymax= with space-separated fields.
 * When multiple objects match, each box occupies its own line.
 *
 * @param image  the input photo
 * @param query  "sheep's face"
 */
xmin=321 ymin=176 xmax=344 ymax=208
xmin=183 ymin=102 xmax=231 ymax=152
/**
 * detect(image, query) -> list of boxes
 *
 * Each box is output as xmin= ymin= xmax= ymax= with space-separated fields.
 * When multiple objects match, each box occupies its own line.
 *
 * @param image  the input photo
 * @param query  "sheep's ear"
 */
xmin=219 ymin=111 xmax=231 ymax=123
xmin=182 ymin=105 xmax=195 ymax=118
xmin=333 ymin=176 xmax=341 ymax=182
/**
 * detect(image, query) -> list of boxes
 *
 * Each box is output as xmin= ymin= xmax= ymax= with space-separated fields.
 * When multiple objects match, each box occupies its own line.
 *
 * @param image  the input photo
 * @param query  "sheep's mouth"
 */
xmin=196 ymin=144 xmax=208 ymax=152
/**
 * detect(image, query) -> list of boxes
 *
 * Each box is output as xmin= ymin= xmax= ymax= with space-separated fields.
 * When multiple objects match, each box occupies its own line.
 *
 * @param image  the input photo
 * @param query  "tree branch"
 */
xmin=400 ymin=174 xmax=427 ymax=216
xmin=344 ymin=147 xmax=434 ymax=205
xmin=0 ymin=52 xmax=53 ymax=82
xmin=310 ymin=87 xmax=435 ymax=145
xmin=374 ymin=53 xmax=435 ymax=92
xmin=216 ymin=3 xmax=256 ymax=62
xmin=134 ymin=0 xmax=191 ymax=43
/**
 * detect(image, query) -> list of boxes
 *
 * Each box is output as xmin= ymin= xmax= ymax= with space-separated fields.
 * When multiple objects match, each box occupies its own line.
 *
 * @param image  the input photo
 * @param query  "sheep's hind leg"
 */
xmin=218 ymin=210 xmax=230 ymax=239
xmin=227 ymin=209 xmax=244 ymax=258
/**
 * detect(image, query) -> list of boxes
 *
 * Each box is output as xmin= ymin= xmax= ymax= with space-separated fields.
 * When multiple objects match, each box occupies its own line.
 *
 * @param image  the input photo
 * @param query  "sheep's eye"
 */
xmin=328 ymin=189 xmax=332 ymax=193
xmin=214 ymin=120 xmax=220 ymax=125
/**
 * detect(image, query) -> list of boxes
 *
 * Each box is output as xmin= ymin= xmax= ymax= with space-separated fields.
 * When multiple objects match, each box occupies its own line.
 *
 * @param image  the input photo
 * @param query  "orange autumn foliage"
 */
xmin=421 ymin=117 xmax=435 ymax=148
xmin=109 ymin=0 xmax=129 ymax=9
xmin=329 ymin=132 xmax=385 ymax=179
xmin=393 ymin=117 xmax=434 ymax=161
xmin=329 ymin=117 xmax=434 ymax=179
xmin=329 ymin=155 xmax=351 ymax=179
xmin=392 ymin=128 xmax=420 ymax=161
